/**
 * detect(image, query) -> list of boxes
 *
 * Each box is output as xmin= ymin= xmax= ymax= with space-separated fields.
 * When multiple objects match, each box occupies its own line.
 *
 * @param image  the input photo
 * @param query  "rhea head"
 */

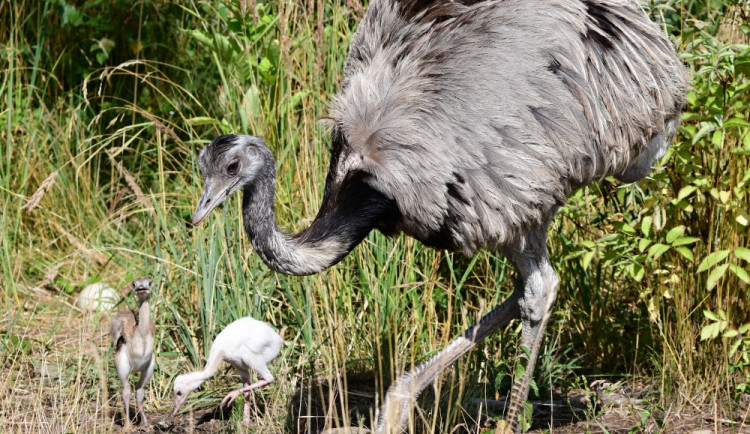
xmin=131 ymin=277 xmax=152 ymax=303
xmin=172 ymin=372 xmax=203 ymax=415
xmin=191 ymin=134 xmax=272 ymax=226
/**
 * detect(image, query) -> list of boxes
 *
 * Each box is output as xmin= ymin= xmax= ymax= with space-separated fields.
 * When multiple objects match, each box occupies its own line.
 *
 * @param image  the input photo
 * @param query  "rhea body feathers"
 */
xmin=193 ymin=0 xmax=687 ymax=275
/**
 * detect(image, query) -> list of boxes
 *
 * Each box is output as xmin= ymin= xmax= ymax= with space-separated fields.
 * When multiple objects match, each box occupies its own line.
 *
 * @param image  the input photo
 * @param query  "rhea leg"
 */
xmin=221 ymin=363 xmax=273 ymax=414
xmin=115 ymin=351 xmax=132 ymax=426
xmin=121 ymin=382 xmax=131 ymax=427
xmin=222 ymin=378 xmax=271 ymax=425
xmin=375 ymin=279 xmax=524 ymax=433
xmin=135 ymin=355 xmax=155 ymax=425
xmin=374 ymin=227 xmax=558 ymax=434
xmin=501 ymin=229 xmax=559 ymax=433
xmin=235 ymin=369 xmax=254 ymax=424
xmin=221 ymin=379 xmax=272 ymax=408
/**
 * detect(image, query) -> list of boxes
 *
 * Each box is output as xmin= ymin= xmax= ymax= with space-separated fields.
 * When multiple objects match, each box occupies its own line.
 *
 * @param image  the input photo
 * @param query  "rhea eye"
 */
xmin=226 ymin=161 xmax=240 ymax=175
xmin=176 ymin=391 xmax=182 ymax=396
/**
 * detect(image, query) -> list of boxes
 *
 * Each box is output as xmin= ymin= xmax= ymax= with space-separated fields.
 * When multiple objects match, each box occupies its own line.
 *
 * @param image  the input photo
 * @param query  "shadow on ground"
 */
xmin=284 ymin=371 xmax=750 ymax=433
xmin=284 ymin=369 xmax=593 ymax=433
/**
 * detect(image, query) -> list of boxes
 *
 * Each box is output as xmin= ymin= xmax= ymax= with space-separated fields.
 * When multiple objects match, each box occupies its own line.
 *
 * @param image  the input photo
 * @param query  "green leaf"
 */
xmin=723 ymin=329 xmax=739 ymax=338
xmin=729 ymin=264 xmax=750 ymax=283
xmin=700 ymin=322 xmax=721 ymax=340
xmin=675 ymin=246 xmax=694 ymax=261
xmin=677 ymin=185 xmax=697 ymax=201
xmin=259 ymin=57 xmax=273 ymax=72
xmin=3 ymin=335 xmax=32 ymax=354
xmin=723 ymin=117 xmax=750 ymax=128
xmin=612 ymin=221 xmax=636 ymax=235
xmin=597 ymin=233 xmax=620 ymax=243
xmin=671 ymin=237 xmax=700 ymax=247
xmin=707 ymin=264 xmax=729 ymax=290
xmin=61 ymin=4 xmax=83 ymax=26
xmin=641 ymin=216 xmax=653 ymax=237
xmin=190 ymin=29 xmax=213 ymax=47
xmin=703 ymin=309 xmax=719 ymax=321
xmin=580 ymin=240 xmax=596 ymax=249
xmin=697 ymin=250 xmax=730 ymax=272
xmin=693 ymin=122 xmax=717 ymax=144
xmin=735 ymin=247 xmax=750 ymax=263
xmin=630 ymin=263 xmax=645 ymax=281
xmin=666 ymin=225 xmax=685 ymax=244
xmin=648 ymin=243 xmax=670 ymax=260
xmin=711 ymin=130 xmax=723 ymax=147
xmin=582 ymin=250 xmax=596 ymax=271
xmin=638 ymin=238 xmax=651 ymax=253
xmin=671 ymin=199 xmax=694 ymax=213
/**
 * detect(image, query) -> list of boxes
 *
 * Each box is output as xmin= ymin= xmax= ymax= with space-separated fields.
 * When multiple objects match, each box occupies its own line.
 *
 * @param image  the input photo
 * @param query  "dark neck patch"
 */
xmin=298 ymin=129 xmax=401 ymax=257
xmin=295 ymin=170 xmax=401 ymax=259
xmin=395 ymin=0 xmax=484 ymax=24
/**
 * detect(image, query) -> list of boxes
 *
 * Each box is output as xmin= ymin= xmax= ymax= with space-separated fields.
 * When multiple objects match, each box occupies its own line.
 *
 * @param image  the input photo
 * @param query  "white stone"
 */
xmin=76 ymin=282 xmax=119 ymax=312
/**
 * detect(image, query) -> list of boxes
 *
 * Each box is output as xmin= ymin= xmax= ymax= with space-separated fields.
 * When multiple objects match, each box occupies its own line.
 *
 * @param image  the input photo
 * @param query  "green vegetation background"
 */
xmin=1 ymin=0 xmax=748 ymax=431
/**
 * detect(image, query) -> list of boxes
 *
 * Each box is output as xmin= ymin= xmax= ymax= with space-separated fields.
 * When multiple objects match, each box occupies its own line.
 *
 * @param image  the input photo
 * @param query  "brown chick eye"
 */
xmin=227 ymin=161 xmax=239 ymax=175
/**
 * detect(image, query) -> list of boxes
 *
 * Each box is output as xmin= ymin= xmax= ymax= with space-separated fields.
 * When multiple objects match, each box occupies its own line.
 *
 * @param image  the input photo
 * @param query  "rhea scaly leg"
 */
xmin=223 ymin=362 xmax=274 ymax=411
xmin=221 ymin=379 xmax=271 ymax=407
xmin=374 ymin=227 xmax=558 ymax=434
xmin=375 ymin=279 xmax=524 ymax=433
xmin=235 ymin=370 xmax=253 ymax=424
xmin=121 ymin=382 xmax=131 ymax=427
xmin=135 ymin=355 xmax=155 ymax=425
xmin=115 ymin=351 xmax=132 ymax=427
xmin=501 ymin=229 xmax=559 ymax=433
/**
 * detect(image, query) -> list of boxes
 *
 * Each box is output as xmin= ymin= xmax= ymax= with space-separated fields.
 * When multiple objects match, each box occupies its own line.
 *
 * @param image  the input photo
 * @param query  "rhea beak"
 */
xmin=173 ymin=396 xmax=186 ymax=416
xmin=192 ymin=179 xmax=236 ymax=225
xmin=134 ymin=281 xmax=150 ymax=295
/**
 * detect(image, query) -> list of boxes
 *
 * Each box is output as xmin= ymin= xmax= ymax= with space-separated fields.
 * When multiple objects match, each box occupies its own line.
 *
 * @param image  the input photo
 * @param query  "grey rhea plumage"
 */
xmin=332 ymin=0 xmax=687 ymax=254
xmin=192 ymin=0 xmax=688 ymax=431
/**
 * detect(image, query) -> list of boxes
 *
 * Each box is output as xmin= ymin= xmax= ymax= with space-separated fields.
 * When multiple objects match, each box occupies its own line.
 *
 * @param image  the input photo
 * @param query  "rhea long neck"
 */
xmin=241 ymin=153 xmax=397 ymax=276
xmin=136 ymin=299 xmax=150 ymax=335
xmin=191 ymin=349 xmax=225 ymax=387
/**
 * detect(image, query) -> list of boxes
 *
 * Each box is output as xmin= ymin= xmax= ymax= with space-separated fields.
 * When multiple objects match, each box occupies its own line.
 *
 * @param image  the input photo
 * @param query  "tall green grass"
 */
xmin=1 ymin=0 xmax=748 ymax=432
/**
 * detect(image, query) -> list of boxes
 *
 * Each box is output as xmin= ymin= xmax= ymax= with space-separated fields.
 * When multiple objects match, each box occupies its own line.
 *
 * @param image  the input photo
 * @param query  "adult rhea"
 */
xmin=191 ymin=0 xmax=688 ymax=431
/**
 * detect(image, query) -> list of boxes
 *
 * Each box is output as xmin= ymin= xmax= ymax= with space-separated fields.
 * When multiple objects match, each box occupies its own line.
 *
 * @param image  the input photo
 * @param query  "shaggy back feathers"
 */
xmin=328 ymin=0 xmax=688 ymax=253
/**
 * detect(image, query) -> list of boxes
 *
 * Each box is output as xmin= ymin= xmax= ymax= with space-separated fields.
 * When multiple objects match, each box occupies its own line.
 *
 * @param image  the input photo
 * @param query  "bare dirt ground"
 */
xmin=3 ymin=293 xmax=749 ymax=433
xmin=286 ymin=373 xmax=750 ymax=434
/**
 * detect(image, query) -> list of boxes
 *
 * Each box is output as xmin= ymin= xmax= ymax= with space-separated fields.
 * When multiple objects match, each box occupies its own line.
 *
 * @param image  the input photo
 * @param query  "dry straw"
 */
xmin=21 ymin=170 xmax=59 ymax=213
